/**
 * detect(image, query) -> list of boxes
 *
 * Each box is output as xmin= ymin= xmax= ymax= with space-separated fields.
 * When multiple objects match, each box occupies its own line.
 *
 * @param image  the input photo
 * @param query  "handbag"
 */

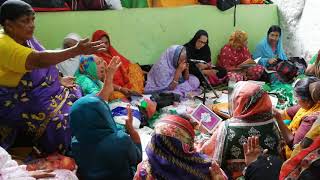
xmin=270 ymin=59 xmax=298 ymax=83
xmin=217 ymin=0 xmax=240 ymax=11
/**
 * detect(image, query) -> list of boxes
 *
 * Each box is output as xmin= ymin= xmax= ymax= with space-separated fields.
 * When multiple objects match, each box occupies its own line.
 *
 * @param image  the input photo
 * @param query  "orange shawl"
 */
xmin=92 ymin=30 xmax=131 ymax=88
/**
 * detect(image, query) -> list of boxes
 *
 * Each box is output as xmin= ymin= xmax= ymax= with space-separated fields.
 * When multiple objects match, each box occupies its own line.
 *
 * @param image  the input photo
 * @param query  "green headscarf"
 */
xmin=75 ymin=55 xmax=103 ymax=95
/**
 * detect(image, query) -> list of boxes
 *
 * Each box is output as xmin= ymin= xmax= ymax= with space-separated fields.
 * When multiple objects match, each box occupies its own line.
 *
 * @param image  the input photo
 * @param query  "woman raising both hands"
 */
xmin=71 ymin=56 xmax=142 ymax=180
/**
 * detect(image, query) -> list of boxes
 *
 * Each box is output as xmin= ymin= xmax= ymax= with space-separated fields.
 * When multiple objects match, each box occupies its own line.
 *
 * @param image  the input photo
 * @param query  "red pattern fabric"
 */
xmin=279 ymin=137 xmax=320 ymax=180
xmin=218 ymin=44 xmax=264 ymax=81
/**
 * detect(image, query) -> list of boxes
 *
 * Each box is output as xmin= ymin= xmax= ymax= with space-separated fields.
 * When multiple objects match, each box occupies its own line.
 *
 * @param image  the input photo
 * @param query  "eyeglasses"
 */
xmin=197 ymin=39 xmax=207 ymax=45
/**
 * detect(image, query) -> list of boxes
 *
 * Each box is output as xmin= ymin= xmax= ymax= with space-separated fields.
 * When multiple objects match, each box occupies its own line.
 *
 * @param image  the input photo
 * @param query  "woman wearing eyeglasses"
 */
xmin=184 ymin=30 xmax=227 ymax=86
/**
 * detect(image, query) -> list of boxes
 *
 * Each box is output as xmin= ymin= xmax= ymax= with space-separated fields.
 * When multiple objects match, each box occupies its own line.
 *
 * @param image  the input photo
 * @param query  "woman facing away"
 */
xmin=134 ymin=114 xmax=227 ymax=180
xmin=200 ymin=81 xmax=283 ymax=179
xmin=239 ymin=134 xmax=320 ymax=180
xmin=92 ymin=29 xmax=145 ymax=100
xmin=217 ymin=30 xmax=264 ymax=82
xmin=0 ymin=0 xmax=105 ymax=153
xmin=144 ymin=45 xmax=200 ymax=98
xmin=70 ymin=57 xmax=143 ymax=180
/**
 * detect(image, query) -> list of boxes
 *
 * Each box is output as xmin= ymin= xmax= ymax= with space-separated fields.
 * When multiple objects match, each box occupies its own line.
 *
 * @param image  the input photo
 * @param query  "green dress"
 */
xmin=120 ymin=0 xmax=149 ymax=8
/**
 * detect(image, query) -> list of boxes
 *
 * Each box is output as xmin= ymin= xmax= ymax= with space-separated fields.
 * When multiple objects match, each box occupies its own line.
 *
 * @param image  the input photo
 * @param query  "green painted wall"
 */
xmin=34 ymin=5 xmax=278 ymax=64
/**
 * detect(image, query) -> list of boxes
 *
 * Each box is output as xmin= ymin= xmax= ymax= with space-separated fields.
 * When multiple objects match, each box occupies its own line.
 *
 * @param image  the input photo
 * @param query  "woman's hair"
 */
xmin=294 ymin=77 xmax=320 ymax=103
xmin=309 ymin=80 xmax=320 ymax=102
xmin=228 ymin=30 xmax=248 ymax=49
xmin=267 ymin=25 xmax=282 ymax=36
xmin=0 ymin=0 xmax=34 ymax=26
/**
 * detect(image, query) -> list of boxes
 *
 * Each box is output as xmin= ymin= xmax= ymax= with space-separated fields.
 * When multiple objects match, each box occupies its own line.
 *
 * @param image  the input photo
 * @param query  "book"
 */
xmin=212 ymin=102 xmax=230 ymax=119
xmin=191 ymin=104 xmax=222 ymax=133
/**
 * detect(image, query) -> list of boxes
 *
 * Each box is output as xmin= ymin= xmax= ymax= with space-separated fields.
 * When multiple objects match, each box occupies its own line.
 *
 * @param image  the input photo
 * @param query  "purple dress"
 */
xmin=144 ymin=45 xmax=200 ymax=97
xmin=0 ymin=38 xmax=81 ymax=153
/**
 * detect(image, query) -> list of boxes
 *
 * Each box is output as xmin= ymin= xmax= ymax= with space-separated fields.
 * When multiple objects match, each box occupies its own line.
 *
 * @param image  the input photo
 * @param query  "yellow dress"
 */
xmin=109 ymin=63 xmax=144 ymax=101
xmin=149 ymin=0 xmax=198 ymax=7
xmin=0 ymin=32 xmax=33 ymax=87
xmin=285 ymin=103 xmax=320 ymax=158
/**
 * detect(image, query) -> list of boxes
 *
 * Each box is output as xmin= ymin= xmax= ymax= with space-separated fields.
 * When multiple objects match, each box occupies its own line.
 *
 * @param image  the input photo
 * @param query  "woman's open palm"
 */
xmin=104 ymin=56 xmax=121 ymax=83
xmin=76 ymin=38 xmax=106 ymax=55
xmin=243 ymin=136 xmax=262 ymax=166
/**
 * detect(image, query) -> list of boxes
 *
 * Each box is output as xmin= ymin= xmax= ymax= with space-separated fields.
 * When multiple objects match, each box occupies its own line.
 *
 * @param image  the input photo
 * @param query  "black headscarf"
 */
xmin=184 ymin=30 xmax=211 ymax=63
xmin=0 ymin=0 xmax=33 ymax=26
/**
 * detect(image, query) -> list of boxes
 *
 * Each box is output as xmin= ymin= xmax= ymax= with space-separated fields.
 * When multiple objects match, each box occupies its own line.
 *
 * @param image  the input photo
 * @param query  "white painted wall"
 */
xmin=273 ymin=0 xmax=319 ymax=62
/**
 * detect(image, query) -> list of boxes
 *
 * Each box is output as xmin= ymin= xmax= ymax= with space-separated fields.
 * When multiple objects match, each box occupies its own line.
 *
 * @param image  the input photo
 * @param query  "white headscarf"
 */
xmin=64 ymin=33 xmax=81 ymax=42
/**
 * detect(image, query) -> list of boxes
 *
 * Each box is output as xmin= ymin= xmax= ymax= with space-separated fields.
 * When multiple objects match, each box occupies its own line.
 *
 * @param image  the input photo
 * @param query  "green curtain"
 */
xmin=120 ymin=0 xmax=149 ymax=8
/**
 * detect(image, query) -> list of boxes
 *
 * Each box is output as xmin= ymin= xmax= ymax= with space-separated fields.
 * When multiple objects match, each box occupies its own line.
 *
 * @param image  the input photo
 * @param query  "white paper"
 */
xmin=247 ymin=80 xmax=266 ymax=86
xmin=216 ymin=93 xmax=228 ymax=103
xmin=265 ymin=69 xmax=277 ymax=73
xmin=269 ymin=95 xmax=279 ymax=107
xmin=254 ymin=57 xmax=261 ymax=63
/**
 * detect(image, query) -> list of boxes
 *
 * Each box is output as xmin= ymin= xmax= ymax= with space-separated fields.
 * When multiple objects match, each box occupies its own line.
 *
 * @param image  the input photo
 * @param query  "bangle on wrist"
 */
xmin=173 ymin=80 xmax=178 ymax=84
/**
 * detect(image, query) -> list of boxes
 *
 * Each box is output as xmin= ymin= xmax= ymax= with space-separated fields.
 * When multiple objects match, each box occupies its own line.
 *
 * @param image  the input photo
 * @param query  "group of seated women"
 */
xmin=0 ymin=0 xmax=319 ymax=180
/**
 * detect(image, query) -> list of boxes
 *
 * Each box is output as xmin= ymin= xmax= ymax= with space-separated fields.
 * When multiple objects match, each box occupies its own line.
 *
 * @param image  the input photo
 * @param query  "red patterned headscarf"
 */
xmin=229 ymin=81 xmax=273 ymax=121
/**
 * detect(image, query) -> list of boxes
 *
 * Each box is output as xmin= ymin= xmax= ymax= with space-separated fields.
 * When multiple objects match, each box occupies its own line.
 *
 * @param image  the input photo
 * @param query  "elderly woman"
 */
xmin=145 ymin=45 xmax=200 ymax=98
xmin=217 ymin=30 xmax=264 ymax=82
xmin=200 ymin=81 xmax=283 ymax=179
xmin=0 ymin=0 xmax=104 ymax=153
xmin=75 ymin=55 xmax=105 ymax=95
xmin=92 ymin=30 xmax=144 ymax=100
xmin=57 ymin=33 xmax=82 ymax=76
xmin=75 ymin=55 xmax=142 ymax=98
xmin=273 ymin=77 xmax=320 ymax=158
xmin=134 ymin=114 xmax=227 ymax=180
xmin=253 ymin=25 xmax=290 ymax=83
xmin=71 ymin=57 xmax=142 ymax=180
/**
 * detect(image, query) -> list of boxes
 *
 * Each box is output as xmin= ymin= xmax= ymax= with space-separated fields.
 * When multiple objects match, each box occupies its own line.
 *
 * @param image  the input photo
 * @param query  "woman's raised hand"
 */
xmin=75 ymin=38 xmax=106 ymax=55
xmin=98 ymin=56 xmax=121 ymax=101
xmin=125 ymin=105 xmax=134 ymax=131
xmin=243 ymin=136 xmax=266 ymax=166
xmin=104 ymin=56 xmax=121 ymax=82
